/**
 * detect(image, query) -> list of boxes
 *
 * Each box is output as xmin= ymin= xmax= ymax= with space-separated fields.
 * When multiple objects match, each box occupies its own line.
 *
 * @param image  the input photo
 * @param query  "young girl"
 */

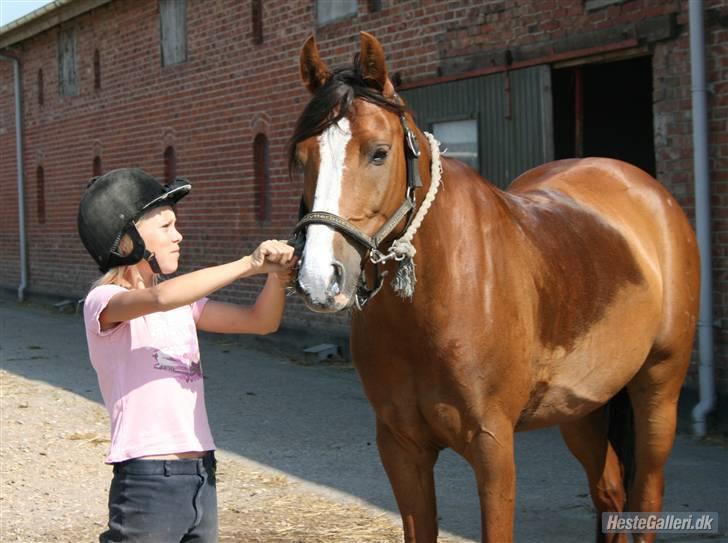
xmin=77 ymin=167 xmax=296 ymax=543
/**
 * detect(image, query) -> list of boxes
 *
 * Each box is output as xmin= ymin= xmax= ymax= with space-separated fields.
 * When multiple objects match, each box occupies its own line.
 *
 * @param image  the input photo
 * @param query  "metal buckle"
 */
xmin=401 ymin=115 xmax=420 ymax=158
xmin=405 ymin=128 xmax=420 ymax=158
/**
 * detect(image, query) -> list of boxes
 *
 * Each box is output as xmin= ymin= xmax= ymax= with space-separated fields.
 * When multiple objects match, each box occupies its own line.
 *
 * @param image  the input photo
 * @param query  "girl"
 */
xmin=77 ymin=167 xmax=295 ymax=542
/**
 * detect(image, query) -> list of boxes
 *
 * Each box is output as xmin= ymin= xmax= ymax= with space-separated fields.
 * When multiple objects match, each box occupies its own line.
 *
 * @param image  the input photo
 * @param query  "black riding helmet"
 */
xmin=77 ymin=168 xmax=191 ymax=273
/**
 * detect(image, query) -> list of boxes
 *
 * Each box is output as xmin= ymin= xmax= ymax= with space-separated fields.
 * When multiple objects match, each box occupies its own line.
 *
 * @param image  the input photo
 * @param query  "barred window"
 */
xmin=252 ymin=0 xmax=263 ymax=45
xmin=36 ymin=166 xmax=46 ymax=224
xmin=316 ymin=0 xmax=357 ymax=26
xmin=160 ymin=0 xmax=187 ymax=66
xmin=93 ymin=49 xmax=101 ymax=90
xmin=253 ymin=134 xmax=271 ymax=223
xmin=58 ymin=27 xmax=78 ymax=96
xmin=38 ymin=69 xmax=44 ymax=106
xmin=164 ymin=146 xmax=177 ymax=183
xmin=93 ymin=156 xmax=102 ymax=177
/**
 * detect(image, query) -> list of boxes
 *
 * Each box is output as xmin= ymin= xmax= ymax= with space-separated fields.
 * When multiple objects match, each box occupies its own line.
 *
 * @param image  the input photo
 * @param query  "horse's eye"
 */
xmin=372 ymin=149 xmax=388 ymax=164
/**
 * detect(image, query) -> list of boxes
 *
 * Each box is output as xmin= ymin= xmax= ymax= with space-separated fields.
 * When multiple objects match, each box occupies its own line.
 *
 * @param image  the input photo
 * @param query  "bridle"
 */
xmin=289 ymin=113 xmax=424 ymax=308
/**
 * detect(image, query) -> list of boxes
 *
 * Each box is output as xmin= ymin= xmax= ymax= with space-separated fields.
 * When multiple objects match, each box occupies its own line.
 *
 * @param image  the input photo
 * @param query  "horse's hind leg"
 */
xmin=560 ymin=407 xmax=628 ymax=543
xmin=625 ymin=346 xmax=691 ymax=543
xmin=376 ymin=420 xmax=439 ymax=543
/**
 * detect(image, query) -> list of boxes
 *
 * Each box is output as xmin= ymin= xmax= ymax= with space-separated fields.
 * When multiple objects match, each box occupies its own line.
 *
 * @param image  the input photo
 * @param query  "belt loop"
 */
xmin=163 ymin=461 xmax=171 ymax=477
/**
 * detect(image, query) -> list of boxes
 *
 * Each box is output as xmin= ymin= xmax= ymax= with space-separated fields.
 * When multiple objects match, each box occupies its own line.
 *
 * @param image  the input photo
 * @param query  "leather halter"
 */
xmin=290 ymin=113 xmax=423 ymax=308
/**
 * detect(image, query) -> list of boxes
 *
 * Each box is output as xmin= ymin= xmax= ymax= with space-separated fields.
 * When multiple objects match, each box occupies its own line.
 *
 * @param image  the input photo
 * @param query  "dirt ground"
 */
xmin=0 ymin=368 xmax=471 ymax=543
xmin=2 ymin=298 xmax=726 ymax=542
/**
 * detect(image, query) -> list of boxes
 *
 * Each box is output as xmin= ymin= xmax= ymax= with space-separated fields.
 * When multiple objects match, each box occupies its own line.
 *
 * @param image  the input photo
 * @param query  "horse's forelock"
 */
xmin=288 ymin=63 xmax=405 ymax=177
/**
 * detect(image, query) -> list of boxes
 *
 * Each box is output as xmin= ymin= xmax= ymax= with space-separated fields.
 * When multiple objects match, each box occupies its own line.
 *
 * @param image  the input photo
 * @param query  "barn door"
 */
xmin=400 ymin=65 xmax=553 ymax=189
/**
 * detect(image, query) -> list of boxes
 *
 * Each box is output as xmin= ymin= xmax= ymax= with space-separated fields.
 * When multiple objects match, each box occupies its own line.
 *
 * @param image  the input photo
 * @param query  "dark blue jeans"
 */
xmin=100 ymin=452 xmax=217 ymax=543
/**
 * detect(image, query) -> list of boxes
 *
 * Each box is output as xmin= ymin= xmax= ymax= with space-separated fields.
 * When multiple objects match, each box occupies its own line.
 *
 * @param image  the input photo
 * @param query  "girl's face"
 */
xmin=136 ymin=206 xmax=183 ymax=274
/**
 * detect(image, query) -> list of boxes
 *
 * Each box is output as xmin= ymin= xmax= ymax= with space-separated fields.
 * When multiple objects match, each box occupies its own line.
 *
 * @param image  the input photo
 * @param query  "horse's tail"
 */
xmin=606 ymin=387 xmax=635 ymax=502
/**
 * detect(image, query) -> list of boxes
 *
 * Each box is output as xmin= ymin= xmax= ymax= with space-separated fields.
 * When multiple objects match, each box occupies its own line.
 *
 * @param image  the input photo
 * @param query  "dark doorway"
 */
xmin=552 ymin=56 xmax=655 ymax=176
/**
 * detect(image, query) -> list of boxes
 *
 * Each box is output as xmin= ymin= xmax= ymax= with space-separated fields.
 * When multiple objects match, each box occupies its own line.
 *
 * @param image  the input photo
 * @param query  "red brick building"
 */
xmin=1 ymin=0 xmax=726 ymax=394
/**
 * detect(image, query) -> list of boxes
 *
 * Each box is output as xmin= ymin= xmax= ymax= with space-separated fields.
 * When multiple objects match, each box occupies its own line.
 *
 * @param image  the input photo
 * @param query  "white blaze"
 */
xmin=300 ymin=118 xmax=351 ymax=303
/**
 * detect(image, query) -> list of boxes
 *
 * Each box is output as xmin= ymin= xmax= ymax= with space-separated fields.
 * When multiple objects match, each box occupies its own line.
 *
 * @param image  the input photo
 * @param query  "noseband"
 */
xmin=290 ymin=114 xmax=422 ymax=308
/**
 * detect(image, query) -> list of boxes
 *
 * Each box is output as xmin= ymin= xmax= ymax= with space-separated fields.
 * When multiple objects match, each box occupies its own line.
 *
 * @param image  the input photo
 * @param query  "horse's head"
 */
xmin=289 ymin=32 xmax=424 ymax=313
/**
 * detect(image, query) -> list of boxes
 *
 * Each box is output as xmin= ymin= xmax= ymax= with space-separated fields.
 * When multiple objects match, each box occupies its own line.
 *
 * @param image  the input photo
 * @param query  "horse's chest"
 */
xmin=357 ymin=358 xmax=490 ymax=450
xmin=371 ymin=395 xmax=475 ymax=451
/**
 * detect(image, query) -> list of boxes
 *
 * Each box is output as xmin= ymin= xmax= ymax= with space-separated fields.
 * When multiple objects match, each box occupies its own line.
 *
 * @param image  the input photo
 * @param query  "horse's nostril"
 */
xmin=329 ymin=262 xmax=344 ymax=297
xmin=332 ymin=261 xmax=344 ymax=282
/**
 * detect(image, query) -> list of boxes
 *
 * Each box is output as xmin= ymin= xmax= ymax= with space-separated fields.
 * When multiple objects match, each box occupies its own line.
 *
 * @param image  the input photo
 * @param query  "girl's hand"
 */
xmin=273 ymin=264 xmax=298 ymax=286
xmin=248 ymin=240 xmax=296 ymax=275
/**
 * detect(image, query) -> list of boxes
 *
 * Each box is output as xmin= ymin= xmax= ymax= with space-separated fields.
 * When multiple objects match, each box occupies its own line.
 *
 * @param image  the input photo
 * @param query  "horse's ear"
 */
xmin=300 ymin=35 xmax=331 ymax=94
xmin=359 ymin=31 xmax=395 ymax=97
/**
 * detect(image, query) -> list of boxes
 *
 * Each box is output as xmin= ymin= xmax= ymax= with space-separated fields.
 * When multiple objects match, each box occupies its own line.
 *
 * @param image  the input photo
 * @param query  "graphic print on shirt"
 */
xmin=153 ymin=349 xmax=203 ymax=383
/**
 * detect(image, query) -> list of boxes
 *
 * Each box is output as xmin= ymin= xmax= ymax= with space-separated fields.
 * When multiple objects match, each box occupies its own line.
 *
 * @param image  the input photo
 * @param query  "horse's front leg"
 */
xmin=462 ymin=418 xmax=516 ymax=543
xmin=376 ymin=419 xmax=439 ymax=543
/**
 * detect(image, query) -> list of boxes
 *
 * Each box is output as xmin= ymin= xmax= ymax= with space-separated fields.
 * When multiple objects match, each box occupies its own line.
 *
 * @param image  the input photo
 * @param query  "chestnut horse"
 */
xmin=289 ymin=32 xmax=699 ymax=543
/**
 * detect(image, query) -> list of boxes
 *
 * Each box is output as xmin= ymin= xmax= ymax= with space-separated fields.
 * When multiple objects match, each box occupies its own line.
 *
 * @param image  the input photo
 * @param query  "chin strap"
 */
xmin=143 ymin=250 xmax=162 ymax=274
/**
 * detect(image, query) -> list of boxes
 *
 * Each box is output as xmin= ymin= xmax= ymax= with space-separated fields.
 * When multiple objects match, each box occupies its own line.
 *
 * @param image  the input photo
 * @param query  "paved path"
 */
xmin=1 ymin=297 xmax=726 ymax=541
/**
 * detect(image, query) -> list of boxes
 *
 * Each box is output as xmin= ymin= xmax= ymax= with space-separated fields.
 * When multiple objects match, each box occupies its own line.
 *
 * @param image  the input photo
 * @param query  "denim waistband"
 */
xmin=113 ymin=451 xmax=215 ymax=476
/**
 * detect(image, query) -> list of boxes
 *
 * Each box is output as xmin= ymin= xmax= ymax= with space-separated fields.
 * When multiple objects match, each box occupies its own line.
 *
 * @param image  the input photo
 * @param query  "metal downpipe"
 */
xmin=688 ymin=0 xmax=716 ymax=437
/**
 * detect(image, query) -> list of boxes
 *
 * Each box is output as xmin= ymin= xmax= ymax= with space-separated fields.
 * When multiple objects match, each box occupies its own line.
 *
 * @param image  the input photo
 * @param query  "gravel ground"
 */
xmin=0 ymin=368 xmax=471 ymax=543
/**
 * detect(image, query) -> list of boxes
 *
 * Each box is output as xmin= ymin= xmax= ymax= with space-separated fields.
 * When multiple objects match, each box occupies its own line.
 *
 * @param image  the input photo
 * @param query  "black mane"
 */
xmin=287 ymin=54 xmax=406 ymax=176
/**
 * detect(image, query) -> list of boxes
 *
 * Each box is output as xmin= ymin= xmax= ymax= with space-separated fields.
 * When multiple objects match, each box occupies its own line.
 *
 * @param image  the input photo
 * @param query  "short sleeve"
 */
xmin=83 ymin=284 xmax=129 ymax=336
xmin=191 ymin=297 xmax=209 ymax=323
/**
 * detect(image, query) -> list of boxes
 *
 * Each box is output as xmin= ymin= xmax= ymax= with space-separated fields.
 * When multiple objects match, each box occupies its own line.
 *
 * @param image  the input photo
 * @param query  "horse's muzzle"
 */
xmin=295 ymin=258 xmax=351 ymax=313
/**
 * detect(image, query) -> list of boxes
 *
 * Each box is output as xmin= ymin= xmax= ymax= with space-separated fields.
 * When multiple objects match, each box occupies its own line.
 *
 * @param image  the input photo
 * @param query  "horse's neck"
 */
xmin=414 ymin=157 xmax=519 ymax=267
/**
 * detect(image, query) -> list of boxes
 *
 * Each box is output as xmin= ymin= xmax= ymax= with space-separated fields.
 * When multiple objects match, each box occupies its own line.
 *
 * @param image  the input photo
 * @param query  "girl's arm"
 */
xmin=99 ymin=241 xmax=293 ymax=330
xmin=195 ymin=273 xmax=288 ymax=334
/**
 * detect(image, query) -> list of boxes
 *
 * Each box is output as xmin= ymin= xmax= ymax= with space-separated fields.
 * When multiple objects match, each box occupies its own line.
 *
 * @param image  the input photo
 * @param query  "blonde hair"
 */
xmin=90 ymin=228 xmax=159 ymax=290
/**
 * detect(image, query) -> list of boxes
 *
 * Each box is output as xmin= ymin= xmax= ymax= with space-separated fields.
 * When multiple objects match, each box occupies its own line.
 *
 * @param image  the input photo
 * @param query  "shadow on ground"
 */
xmin=1 ymin=294 xmax=726 ymax=542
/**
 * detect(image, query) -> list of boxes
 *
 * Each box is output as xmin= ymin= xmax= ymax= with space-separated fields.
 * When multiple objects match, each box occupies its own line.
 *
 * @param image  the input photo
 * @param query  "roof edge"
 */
xmin=0 ymin=0 xmax=112 ymax=49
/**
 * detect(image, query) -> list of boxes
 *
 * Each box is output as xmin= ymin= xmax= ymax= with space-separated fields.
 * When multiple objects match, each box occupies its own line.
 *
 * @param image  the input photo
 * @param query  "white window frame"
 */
xmin=316 ymin=0 xmax=358 ymax=26
xmin=432 ymin=118 xmax=480 ymax=172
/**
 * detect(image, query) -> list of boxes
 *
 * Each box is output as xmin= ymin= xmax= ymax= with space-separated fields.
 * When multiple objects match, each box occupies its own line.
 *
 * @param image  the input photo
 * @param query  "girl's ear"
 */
xmin=299 ymin=35 xmax=331 ymax=94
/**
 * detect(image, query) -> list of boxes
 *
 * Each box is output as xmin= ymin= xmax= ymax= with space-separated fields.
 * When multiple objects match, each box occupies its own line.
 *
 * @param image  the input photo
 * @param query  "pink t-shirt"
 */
xmin=83 ymin=284 xmax=216 ymax=463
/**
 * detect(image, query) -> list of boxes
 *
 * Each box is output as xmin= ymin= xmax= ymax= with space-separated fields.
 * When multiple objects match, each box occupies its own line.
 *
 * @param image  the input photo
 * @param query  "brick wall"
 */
xmin=0 ymin=60 xmax=19 ymax=290
xmin=1 ymin=0 xmax=726 ymax=385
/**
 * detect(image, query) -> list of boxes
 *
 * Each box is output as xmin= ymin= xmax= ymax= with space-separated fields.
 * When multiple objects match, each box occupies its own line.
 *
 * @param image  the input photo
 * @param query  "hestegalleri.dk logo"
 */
xmin=602 ymin=512 xmax=719 ymax=533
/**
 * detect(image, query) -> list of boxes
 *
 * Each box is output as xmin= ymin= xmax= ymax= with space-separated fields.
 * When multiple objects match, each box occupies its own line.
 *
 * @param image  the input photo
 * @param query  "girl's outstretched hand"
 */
xmin=248 ymin=240 xmax=297 ymax=276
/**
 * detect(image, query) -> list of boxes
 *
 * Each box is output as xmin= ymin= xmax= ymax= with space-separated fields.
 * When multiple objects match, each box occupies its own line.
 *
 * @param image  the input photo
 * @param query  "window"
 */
xmin=164 ymin=146 xmax=176 ymax=183
xmin=36 ymin=166 xmax=46 ymax=224
xmin=37 ymin=69 xmax=44 ymax=106
xmin=316 ymin=0 xmax=357 ymax=25
xmin=58 ymin=27 xmax=78 ymax=96
xmin=93 ymin=156 xmax=102 ymax=177
xmin=160 ymin=0 xmax=187 ymax=66
xmin=93 ymin=49 xmax=101 ymax=90
xmin=252 ymin=0 xmax=263 ymax=45
xmin=367 ymin=0 xmax=382 ymax=12
xmin=432 ymin=119 xmax=479 ymax=171
xmin=253 ymin=134 xmax=271 ymax=223
xmin=584 ymin=0 xmax=629 ymax=11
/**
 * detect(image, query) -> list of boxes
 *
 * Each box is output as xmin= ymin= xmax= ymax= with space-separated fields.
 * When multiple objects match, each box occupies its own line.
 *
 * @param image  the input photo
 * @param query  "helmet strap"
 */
xmin=143 ymin=250 xmax=162 ymax=275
